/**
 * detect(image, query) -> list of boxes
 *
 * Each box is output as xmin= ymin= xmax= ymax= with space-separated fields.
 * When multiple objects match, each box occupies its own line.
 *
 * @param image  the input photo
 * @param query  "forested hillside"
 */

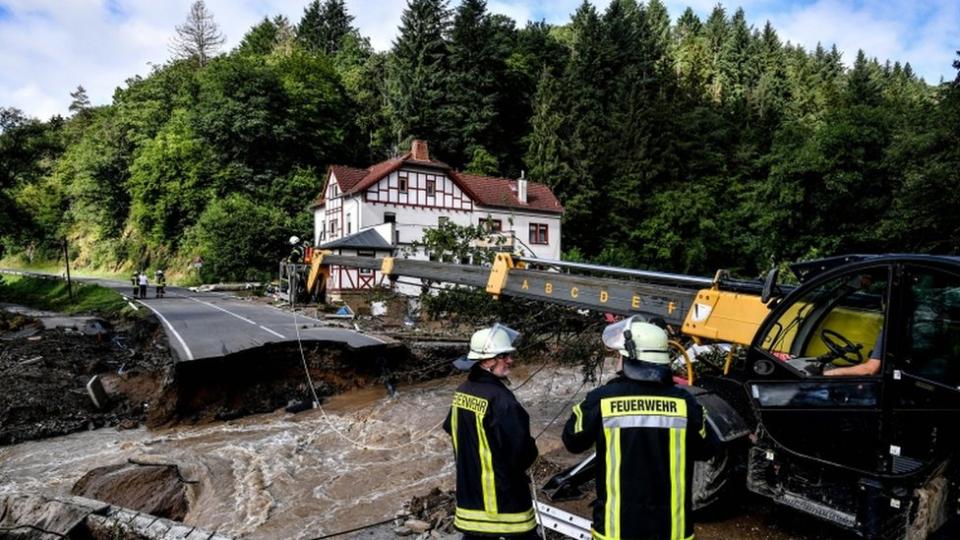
xmin=1 ymin=0 xmax=959 ymax=281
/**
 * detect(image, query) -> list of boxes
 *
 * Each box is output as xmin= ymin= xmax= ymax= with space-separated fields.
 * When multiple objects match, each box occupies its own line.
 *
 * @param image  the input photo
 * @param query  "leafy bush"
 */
xmin=182 ymin=193 xmax=289 ymax=282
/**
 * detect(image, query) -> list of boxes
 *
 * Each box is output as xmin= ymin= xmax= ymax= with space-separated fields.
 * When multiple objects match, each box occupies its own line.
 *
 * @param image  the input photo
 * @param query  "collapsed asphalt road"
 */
xmin=2 ymin=269 xmax=396 ymax=362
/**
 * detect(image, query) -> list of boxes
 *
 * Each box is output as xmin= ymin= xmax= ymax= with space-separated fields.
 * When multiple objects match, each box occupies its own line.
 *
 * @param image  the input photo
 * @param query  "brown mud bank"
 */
xmin=0 ymin=309 xmax=172 ymax=445
xmin=149 ymin=339 xmax=464 ymax=427
xmin=1 ymin=302 xmax=466 ymax=446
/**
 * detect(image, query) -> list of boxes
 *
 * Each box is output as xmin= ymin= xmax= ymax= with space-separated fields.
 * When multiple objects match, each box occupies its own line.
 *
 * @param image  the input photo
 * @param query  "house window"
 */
xmin=426 ymin=178 xmax=436 ymax=197
xmin=358 ymin=250 xmax=375 ymax=275
xmin=330 ymin=183 xmax=339 ymax=197
xmin=529 ymin=223 xmax=549 ymax=245
xmin=398 ymin=173 xmax=408 ymax=193
xmin=384 ymin=212 xmax=396 ymax=224
xmin=346 ymin=213 xmax=352 ymax=235
xmin=480 ymin=217 xmax=502 ymax=233
xmin=329 ymin=219 xmax=338 ymax=236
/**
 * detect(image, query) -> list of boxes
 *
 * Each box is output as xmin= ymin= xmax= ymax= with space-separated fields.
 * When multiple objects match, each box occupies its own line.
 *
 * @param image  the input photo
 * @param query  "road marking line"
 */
xmin=259 ymin=325 xmax=286 ymax=339
xmin=188 ymin=297 xmax=286 ymax=339
xmin=189 ymin=297 xmax=258 ymax=325
xmin=136 ymin=301 xmax=194 ymax=361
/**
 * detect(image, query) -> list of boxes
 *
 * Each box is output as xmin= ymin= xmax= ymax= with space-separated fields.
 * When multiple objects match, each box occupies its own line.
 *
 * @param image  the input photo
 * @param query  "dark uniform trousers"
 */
xmin=563 ymin=370 xmax=713 ymax=540
xmin=443 ymin=367 xmax=539 ymax=538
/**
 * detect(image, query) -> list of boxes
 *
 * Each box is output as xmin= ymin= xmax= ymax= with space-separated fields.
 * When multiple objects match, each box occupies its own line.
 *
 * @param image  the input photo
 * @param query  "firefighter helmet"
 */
xmin=453 ymin=324 xmax=520 ymax=370
xmin=602 ymin=316 xmax=670 ymax=364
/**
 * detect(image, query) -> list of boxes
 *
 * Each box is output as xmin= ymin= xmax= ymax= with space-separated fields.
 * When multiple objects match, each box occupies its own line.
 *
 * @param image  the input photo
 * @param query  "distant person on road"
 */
xmin=443 ymin=324 xmax=540 ymax=539
xmin=563 ymin=317 xmax=715 ymax=540
xmin=138 ymin=272 xmax=148 ymax=299
xmin=131 ymin=272 xmax=139 ymax=299
xmin=155 ymin=270 xmax=166 ymax=298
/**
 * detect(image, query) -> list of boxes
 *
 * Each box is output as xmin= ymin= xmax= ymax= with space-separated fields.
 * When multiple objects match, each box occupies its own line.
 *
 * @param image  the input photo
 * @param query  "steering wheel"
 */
xmin=820 ymin=329 xmax=864 ymax=365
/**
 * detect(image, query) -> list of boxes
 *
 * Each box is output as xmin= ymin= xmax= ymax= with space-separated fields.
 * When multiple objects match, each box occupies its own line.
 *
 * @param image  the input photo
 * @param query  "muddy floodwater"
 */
xmin=0 ymin=362 xmax=590 ymax=539
xmin=1 ymin=357 xmax=842 ymax=540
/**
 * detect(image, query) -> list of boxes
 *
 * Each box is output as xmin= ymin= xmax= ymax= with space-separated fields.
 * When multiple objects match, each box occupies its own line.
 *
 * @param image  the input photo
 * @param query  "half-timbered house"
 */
xmin=311 ymin=140 xmax=563 ymax=295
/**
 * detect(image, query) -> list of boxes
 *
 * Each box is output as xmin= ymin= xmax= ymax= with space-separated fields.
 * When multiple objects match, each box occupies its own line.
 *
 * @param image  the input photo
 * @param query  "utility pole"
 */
xmin=62 ymin=237 xmax=73 ymax=300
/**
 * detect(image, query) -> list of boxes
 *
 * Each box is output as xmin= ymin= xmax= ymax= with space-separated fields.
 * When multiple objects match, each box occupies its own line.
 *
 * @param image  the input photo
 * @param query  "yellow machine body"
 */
xmin=681 ymin=289 xmax=770 ymax=346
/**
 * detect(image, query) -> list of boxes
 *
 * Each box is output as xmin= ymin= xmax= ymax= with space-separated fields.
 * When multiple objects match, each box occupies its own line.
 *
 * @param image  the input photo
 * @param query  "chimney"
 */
xmin=517 ymin=170 xmax=528 ymax=204
xmin=411 ymin=140 xmax=429 ymax=161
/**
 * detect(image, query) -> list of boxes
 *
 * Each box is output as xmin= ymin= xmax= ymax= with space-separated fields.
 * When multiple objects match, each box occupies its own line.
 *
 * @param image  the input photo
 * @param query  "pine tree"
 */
xmin=557 ymin=1 xmax=611 ymax=253
xmin=385 ymin=0 xmax=452 ymax=156
xmin=847 ymin=49 xmax=881 ymax=106
xmin=446 ymin=0 xmax=500 ymax=166
xmin=68 ymin=85 xmax=91 ymax=115
xmin=297 ymin=0 xmax=355 ymax=55
xmin=297 ymin=1 xmax=323 ymax=51
xmin=238 ymin=16 xmax=294 ymax=56
xmin=703 ymin=5 xmax=728 ymax=101
xmin=673 ymin=8 xmax=706 ymax=86
xmin=525 ymin=69 xmax=572 ymax=200
xmin=169 ymin=0 xmax=225 ymax=66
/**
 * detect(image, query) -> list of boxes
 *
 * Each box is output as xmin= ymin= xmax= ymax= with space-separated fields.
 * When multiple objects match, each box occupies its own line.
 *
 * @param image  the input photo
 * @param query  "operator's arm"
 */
xmin=825 ymin=358 xmax=880 ymax=376
xmin=562 ymin=390 xmax=600 ymax=454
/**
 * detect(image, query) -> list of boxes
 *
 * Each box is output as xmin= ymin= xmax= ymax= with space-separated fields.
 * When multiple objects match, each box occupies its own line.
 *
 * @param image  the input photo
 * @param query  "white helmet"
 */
xmin=602 ymin=316 xmax=670 ymax=365
xmin=453 ymin=324 xmax=520 ymax=370
xmin=289 ymin=235 xmax=301 ymax=245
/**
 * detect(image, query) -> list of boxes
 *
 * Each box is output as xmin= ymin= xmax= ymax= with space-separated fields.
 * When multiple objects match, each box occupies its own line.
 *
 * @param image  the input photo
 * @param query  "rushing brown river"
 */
xmin=0 ymin=362 xmax=591 ymax=539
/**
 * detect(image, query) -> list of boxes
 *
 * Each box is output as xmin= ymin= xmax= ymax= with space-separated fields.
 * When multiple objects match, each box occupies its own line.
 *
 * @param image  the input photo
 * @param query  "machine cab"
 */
xmin=744 ymin=256 xmax=960 ymax=474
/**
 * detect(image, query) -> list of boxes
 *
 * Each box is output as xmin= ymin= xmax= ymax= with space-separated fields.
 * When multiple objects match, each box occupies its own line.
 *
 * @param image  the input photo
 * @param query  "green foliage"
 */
xmin=182 ymin=193 xmax=289 ymax=282
xmin=464 ymin=146 xmax=499 ymax=175
xmin=406 ymin=219 xmax=500 ymax=264
xmin=238 ymin=16 xmax=294 ymax=56
xmin=385 ymin=0 xmax=452 ymax=155
xmin=297 ymin=0 xmax=355 ymax=55
xmin=2 ymin=2 xmax=958 ymax=283
xmin=0 ymin=275 xmax=129 ymax=317
xmin=128 ymin=109 xmax=215 ymax=248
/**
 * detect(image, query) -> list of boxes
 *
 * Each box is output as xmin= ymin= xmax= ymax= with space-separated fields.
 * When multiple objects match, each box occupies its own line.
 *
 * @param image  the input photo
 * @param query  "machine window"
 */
xmin=761 ymin=267 xmax=888 ymax=375
xmin=900 ymin=268 xmax=960 ymax=387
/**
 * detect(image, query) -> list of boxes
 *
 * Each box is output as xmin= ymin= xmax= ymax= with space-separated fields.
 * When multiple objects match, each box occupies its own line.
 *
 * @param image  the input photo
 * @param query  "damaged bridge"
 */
xmin=78 ymin=276 xmax=397 ymax=362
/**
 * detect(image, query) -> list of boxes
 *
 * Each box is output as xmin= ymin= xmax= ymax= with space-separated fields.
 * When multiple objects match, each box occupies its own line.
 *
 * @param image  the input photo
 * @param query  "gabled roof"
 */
xmin=319 ymin=228 xmax=393 ymax=250
xmin=453 ymin=172 xmax=563 ymax=214
xmin=312 ymin=152 xmax=455 ymax=207
xmin=312 ymin=147 xmax=562 ymax=215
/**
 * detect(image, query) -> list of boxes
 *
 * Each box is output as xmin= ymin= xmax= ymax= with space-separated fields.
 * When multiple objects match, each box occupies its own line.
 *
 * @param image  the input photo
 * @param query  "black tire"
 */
xmin=692 ymin=441 xmax=745 ymax=513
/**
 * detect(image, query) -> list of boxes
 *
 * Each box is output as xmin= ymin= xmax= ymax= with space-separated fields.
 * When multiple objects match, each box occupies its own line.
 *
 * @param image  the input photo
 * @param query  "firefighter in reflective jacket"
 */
xmin=443 ymin=324 xmax=540 ymax=539
xmin=563 ymin=318 xmax=714 ymax=540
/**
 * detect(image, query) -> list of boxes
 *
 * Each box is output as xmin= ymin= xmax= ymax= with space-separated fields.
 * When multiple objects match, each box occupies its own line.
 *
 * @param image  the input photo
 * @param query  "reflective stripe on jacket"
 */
xmin=443 ymin=367 xmax=539 ymax=536
xmin=563 ymin=372 xmax=712 ymax=540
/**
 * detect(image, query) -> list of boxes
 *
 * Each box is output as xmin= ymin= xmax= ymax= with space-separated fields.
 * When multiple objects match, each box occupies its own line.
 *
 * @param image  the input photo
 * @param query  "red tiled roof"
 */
xmin=312 ymin=156 xmax=562 ymax=215
xmin=453 ymin=172 xmax=563 ymax=214
xmin=331 ymin=165 xmax=370 ymax=192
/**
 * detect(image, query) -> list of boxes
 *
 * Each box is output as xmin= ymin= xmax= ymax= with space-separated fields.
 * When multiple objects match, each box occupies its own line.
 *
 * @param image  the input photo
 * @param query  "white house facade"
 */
xmin=311 ymin=140 xmax=564 ymax=295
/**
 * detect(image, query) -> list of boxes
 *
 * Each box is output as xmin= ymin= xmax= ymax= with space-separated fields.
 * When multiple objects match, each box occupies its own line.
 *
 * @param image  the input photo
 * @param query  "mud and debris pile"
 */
xmin=0 ymin=308 xmax=173 ymax=445
xmin=396 ymin=488 xmax=457 ymax=536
